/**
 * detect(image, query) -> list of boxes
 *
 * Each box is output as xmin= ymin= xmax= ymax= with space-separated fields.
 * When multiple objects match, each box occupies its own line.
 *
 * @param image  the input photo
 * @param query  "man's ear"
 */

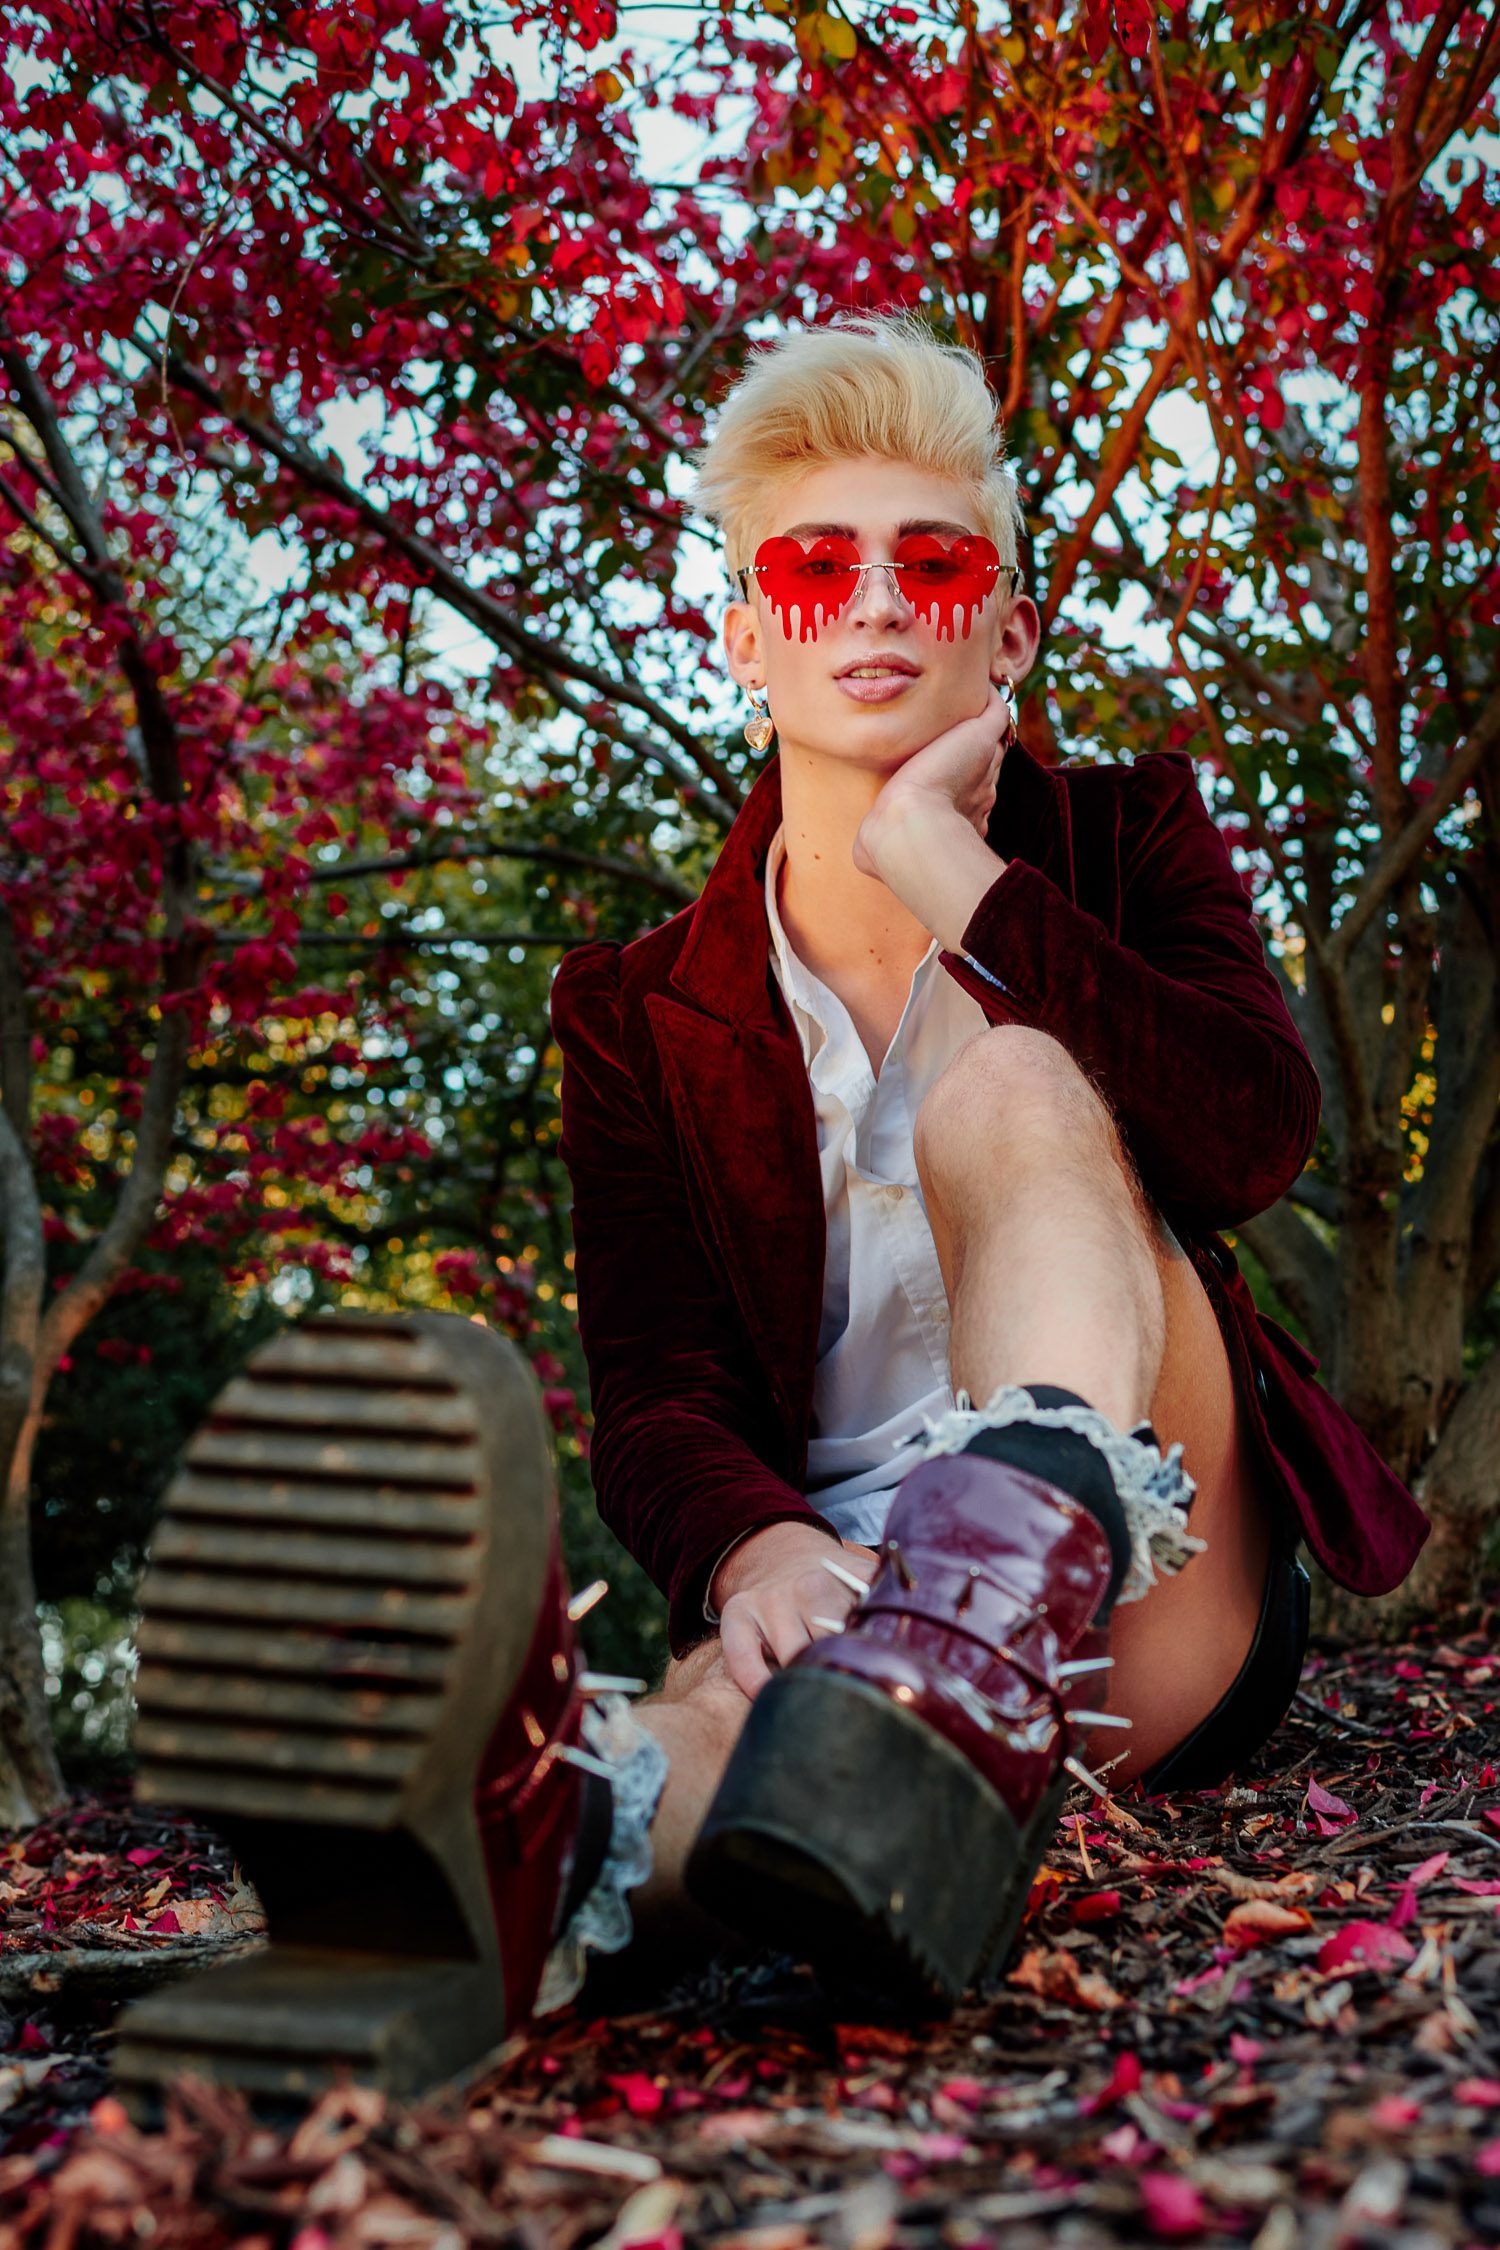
xmin=992 ymin=594 xmax=1042 ymax=686
xmin=723 ymin=597 xmax=766 ymax=693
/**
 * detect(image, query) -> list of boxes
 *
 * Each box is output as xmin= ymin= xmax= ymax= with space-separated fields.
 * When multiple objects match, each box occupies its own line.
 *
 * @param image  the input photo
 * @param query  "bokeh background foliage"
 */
xmin=2 ymin=0 xmax=1498 ymax=1816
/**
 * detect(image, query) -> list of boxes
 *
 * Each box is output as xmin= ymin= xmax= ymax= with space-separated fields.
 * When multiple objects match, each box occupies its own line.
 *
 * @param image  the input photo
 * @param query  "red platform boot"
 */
xmin=115 ymin=1311 xmax=654 ymax=2111
xmin=687 ymin=1404 xmax=1198 ymax=2013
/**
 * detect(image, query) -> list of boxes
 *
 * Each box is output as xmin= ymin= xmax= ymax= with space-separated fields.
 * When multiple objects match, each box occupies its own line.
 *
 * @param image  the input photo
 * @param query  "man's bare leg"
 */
xmin=580 ymin=1020 xmax=1273 ymax=1987
xmin=622 ymin=1640 xmax=753 ymax=1955
xmin=913 ymin=1024 xmax=1276 ymax=1786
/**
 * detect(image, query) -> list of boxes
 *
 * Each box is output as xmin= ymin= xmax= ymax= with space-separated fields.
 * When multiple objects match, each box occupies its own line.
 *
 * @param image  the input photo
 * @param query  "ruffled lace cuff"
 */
xmin=532 ymin=1690 xmax=669 ymax=2018
xmin=893 ymin=1383 xmax=1207 ymax=1606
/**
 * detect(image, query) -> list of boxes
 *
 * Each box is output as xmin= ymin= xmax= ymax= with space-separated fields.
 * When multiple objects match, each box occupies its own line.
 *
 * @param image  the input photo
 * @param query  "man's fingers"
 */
xmin=767 ymin=1608 xmax=815 ymax=1671
xmin=719 ymin=1603 xmax=773 ymax=1699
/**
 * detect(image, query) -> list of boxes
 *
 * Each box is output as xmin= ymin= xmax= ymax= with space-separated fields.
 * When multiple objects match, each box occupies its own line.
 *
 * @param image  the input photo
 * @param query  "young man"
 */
xmin=122 ymin=316 xmax=1428 ymax=2097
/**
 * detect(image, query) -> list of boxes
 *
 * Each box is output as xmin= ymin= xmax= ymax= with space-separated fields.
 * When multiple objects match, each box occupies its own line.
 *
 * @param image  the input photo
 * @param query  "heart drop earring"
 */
xmin=743 ymin=688 xmax=775 ymax=752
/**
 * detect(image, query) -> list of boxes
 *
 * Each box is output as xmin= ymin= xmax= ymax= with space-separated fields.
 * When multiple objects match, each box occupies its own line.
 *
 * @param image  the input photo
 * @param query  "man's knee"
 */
xmin=914 ymin=1025 xmax=1115 ymax=1194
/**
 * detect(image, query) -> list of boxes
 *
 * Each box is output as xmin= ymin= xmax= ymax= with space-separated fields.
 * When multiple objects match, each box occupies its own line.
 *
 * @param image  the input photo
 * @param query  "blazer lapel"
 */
xmin=645 ymin=758 xmax=825 ymax=1454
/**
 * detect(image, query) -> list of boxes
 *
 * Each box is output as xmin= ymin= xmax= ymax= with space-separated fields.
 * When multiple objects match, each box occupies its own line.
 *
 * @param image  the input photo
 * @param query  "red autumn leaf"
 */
xmin=1114 ymin=0 xmax=1153 ymax=55
xmin=604 ymin=2071 xmax=666 ymax=2117
xmin=1306 ymin=1779 xmax=1357 ymax=1832
xmin=1068 ymin=1888 xmax=1123 ymax=1924
xmin=1080 ymin=2050 xmax=1143 ymax=2113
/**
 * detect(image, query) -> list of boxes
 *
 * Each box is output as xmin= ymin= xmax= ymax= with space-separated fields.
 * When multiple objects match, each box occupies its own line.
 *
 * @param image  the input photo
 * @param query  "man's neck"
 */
xmin=773 ymin=746 xmax=936 ymax=989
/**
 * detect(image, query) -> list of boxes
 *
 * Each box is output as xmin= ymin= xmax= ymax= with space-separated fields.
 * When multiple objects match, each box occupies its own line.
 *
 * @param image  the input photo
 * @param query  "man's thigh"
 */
xmin=1080 ymin=1213 xmax=1278 ymax=1786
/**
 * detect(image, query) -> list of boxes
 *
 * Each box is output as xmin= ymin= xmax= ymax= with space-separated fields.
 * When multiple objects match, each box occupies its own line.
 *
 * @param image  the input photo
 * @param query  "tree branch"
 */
xmin=1328 ymin=684 xmax=1500 ymax=971
xmin=145 ymin=340 xmax=744 ymax=828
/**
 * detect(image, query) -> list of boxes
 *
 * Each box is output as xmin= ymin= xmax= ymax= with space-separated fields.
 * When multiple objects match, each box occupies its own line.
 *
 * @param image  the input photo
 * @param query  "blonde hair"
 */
xmin=685 ymin=310 xmax=1026 ymax=586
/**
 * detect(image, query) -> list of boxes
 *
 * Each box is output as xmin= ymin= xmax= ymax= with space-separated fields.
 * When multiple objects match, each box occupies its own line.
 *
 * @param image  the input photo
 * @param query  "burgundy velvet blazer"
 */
xmin=550 ymin=742 xmax=1429 ymax=1653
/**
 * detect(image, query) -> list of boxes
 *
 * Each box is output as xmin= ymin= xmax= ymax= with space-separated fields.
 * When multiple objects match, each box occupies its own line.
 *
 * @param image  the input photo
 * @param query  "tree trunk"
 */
xmin=0 ymin=1405 xmax=63 ymax=1830
xmin=1308 ymin=1340 xmax=1500 ymax=1645
xmin=0 ymin=1081 xmax=62 ymax=1831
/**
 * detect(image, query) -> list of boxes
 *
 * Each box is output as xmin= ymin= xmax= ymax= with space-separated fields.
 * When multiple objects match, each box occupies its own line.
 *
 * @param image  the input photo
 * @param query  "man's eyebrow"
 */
xmin=778 ymin=517 xmax=976 ymax=541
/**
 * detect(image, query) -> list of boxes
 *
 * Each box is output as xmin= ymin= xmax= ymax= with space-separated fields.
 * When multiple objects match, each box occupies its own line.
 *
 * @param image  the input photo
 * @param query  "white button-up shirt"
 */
xmin=765 ymin=821 xmax=992 ymax=1542
xmin=703 ymin=823 xmax=994 ymax=1620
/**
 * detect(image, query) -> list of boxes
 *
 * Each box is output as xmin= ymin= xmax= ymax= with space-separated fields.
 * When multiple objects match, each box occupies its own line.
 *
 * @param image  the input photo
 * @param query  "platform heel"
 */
xmin=115 ymin=1309 xmax=562 ymax=2113
xmin=686 ymin=1663 xmax=1035 ymax=2013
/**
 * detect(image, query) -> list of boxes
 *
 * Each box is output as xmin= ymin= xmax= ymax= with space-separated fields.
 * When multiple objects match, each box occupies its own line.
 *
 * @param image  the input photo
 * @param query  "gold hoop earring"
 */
xmin=996 ymin=676 xmax=1019 ymax=747
xmin=743 ymin=688 xmax=775 ymax=753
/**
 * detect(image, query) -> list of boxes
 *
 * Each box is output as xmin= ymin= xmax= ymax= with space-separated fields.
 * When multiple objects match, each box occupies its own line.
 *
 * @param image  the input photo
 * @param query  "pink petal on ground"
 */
xmin=147 ymin=1909 xmax=181 ymax=1935
xmin=1306 ymin=1779 xmax=1356 ymax=1822
xmin=1455 ymin=2079 xmax=1500 ymax=2109
xmin=1454 ymin=1878 xmax=1500 ymax=1897
xmin=1368 ymin=2095 xmax=1421 ymax=2129
xmin=125 ymin=1848 xmax=162 ymax=1867
xmin=1140 ymin=2170 xmax=1210 ymax=2238
xmin=1229 ymin=2033 xmax=1263 ymax=2066
xmin=1477 ymin=2140 xmax=1500 ymax=2175
xmin=1317 ymin=1921 xmax=1415 ymax=1973
xmin=1390 ymin=1885 xmax=1418 ymax=1930
xmin=1100 ymin=2122 xmax=1152 ymax=2164
xmin=1080 ymin=2052 xmax=1142 ymax=2115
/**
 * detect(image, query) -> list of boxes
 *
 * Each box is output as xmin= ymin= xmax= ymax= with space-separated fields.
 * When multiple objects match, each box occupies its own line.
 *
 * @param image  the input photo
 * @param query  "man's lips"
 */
xmin=835 ymin=657 xmax=922 ymax=678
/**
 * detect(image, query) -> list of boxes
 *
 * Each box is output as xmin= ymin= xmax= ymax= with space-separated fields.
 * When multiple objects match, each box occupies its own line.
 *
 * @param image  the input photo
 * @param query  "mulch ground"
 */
xmin=1 ymin=1609 xmax=1498 ymax=2249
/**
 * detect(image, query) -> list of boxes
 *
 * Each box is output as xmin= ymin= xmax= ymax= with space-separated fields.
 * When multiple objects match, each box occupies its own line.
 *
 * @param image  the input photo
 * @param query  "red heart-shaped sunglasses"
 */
xmin=735 ymin=532 xmax=1023 ymax=644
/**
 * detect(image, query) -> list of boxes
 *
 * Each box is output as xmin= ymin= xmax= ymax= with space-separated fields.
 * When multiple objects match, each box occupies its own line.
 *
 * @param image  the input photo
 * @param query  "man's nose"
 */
xmin=848 ymin=561 xmax=910 ymax=621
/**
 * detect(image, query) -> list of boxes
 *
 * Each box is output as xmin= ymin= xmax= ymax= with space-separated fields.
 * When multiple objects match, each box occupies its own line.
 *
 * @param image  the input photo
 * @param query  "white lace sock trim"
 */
xmin=531 ymin=1690 xmax=669 ymax=2018
xmin=892 ymin=1385 xmax=1207 ymax=1606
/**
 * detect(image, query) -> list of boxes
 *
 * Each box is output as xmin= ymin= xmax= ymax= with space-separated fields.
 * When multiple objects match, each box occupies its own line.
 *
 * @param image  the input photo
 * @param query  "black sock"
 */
xmin=553 ymin=1767 xmax=615 ymax=1936
xmin=956 ymin=1384 xmax=1132 ymax=1621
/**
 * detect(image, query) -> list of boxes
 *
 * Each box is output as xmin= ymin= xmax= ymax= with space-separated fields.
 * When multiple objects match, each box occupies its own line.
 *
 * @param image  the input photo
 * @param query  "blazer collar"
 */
xmin=668 ymin=739 xmax=1067 ymax=1028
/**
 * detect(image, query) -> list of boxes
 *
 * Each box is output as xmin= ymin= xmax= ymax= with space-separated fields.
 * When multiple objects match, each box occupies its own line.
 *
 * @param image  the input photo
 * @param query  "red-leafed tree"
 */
xmin=3 ymin=0 xmax=1498 ymax=1825
xmin=748 ymin=0 xmax=1500 ymax=1641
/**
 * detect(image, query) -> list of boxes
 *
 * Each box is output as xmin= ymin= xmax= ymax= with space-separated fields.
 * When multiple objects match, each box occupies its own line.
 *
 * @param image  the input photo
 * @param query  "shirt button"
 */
xmin=883 ymin=1183 xmax=904 ymax=1202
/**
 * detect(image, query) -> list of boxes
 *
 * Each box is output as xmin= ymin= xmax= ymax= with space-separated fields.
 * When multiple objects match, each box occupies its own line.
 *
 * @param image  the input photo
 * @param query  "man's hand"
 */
xmin=853 ymin=680 xmax=1011 ymax=879
xmin=709 ymin=1521 xmax=880 ymax=1701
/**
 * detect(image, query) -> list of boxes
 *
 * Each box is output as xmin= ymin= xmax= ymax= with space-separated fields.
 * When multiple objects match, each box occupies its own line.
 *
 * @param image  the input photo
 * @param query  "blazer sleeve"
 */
xmin=937 ymin=751 xmax=1321 ymax=1231
xmin=550 ymin=940 xmax=842 ymax=1653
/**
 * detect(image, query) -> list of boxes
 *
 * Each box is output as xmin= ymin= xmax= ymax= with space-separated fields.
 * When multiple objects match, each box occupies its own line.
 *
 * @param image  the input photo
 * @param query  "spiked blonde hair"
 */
xmin=684 ymin=310 xmax=1026 ymax=588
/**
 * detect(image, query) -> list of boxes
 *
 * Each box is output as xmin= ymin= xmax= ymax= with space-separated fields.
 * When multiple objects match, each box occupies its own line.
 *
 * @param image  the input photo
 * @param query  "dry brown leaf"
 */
xmin=1213 ymin=1868 xmax=1319 ymax=1903
xmin=1008 ymin=1945 xmax=1124 ymax=2011
xmin=592 ymin=2178 xmax=685 ymax=2250
xmin=1222 ymin=1899 xmax=1314 ymax=1948
xmin=166 ymin=1893 xmax=266 ymax=1940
